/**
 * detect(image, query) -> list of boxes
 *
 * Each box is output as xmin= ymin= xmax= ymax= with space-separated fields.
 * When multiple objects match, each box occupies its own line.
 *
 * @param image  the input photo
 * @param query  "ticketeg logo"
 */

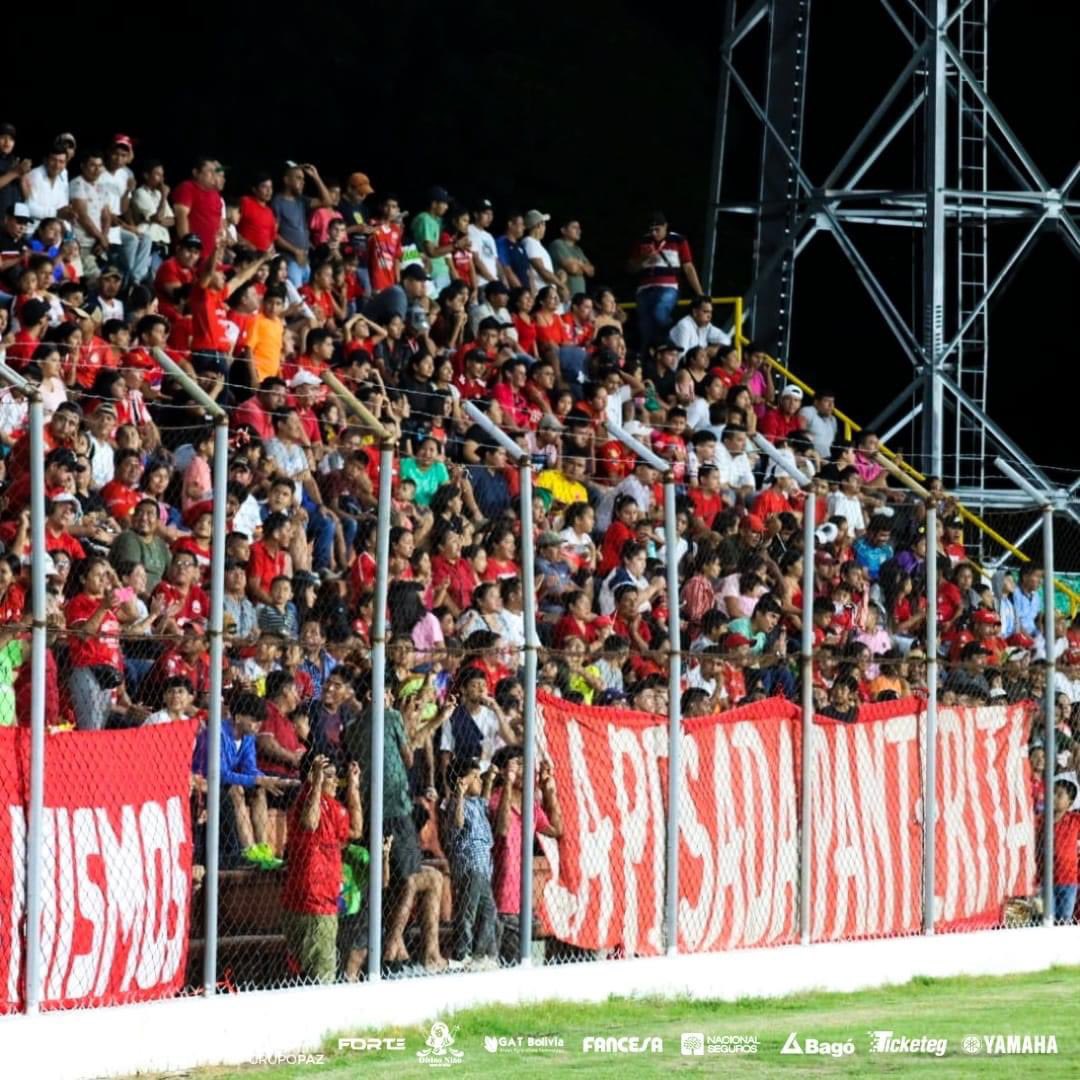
xmin=417 ymin=1022 xmax=464 ymax=1067
xmin=780 ymin=1032 xmax=855 ymax=1057
xmin=868 ymin=1031 xmax=947 ymax=1057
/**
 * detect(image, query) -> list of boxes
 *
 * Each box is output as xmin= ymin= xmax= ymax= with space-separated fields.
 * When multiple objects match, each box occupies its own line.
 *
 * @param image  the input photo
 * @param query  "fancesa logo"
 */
xmin=582 ymin=1036 xmax=664 ymax=1053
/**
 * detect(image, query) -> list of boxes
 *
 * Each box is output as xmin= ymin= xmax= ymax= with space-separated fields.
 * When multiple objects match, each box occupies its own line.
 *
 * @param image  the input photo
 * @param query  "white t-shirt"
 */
xmin=101 ymin=167 xmax=133 ymax=244
xmin=799 ymin=405 xmax=837 ymax=459
xmin=468 ymin=224 xmax=499 ymax=288
xmin=88 ymin=434 xmax=115 ymax=492
xmin=131 ymin=185 xmax=174 ymax=245
xmin=828 ymin=491 xmax=866 ymax=533
xmin=605 ymin=384 xmax=633 ymax=430
xmin=523 ymin=235 xmax=554 ymax=294
xmin=685 ymin=397 xmax=710 ymax=431
xmin=714 ymin=443 xmax=756 ymax=491
xmin=69 ymin=176 xmax=113 ymax=246
xmin=669 ymin=313 xmax=730 ymax=355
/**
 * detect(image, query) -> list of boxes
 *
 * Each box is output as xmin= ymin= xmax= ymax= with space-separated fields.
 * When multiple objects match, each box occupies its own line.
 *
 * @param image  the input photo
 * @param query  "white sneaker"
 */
xmin=470 ymin=956 xmax=500 ymax=972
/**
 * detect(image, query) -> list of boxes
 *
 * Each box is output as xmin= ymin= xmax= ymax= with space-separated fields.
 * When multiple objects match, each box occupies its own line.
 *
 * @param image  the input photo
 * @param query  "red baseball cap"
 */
xmin=112 ymin=133 xmax=135 ymax=149
xmin=744 ymin=514 xmax=766 ymax=533
xmin=723 ymin=633 xmax=753 ymax=650
xmin=1007 ymin=633 xmax=1036 ymax=649
xmin=972 ymin=609 xmax=1001 ymax=626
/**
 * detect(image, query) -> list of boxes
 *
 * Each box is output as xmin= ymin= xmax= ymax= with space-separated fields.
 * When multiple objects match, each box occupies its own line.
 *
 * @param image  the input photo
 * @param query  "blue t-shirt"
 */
xmin=270 ymin=193 xmax=311 ymax=252
xmin=496 ymin=234 xmax=531 ymax=290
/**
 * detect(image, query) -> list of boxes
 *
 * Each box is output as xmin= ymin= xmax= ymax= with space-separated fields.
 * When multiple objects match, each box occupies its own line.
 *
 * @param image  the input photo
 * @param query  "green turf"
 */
xmin=142 ymin=966 xmax=1080 ymax=1079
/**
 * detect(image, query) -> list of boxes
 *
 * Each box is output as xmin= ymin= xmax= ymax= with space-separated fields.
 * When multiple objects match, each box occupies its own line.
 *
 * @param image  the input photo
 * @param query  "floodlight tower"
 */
xmin=702 ymin=0 xmax=1080 ymax=514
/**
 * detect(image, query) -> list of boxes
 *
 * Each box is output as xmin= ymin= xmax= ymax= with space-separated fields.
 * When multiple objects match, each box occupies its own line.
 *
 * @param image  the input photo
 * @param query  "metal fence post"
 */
xmin=1042 ymin=504 xmax=1056 ymax=926
xmin=663 ymin=473 xmax=682 ymax=956
xmin=518 ymin=460 xmax=539 ymax=965
xmin=367 ymin=441 xmax=394 ymax=980
xmin=15 ymin=374 xmax=46 ymax=1014
xmin=923 ymin=502 xmax=938 ymax=935
xmin=799 ymin=490 xmax=815 ymax=945
xmin=458 ymin=402 xmax=540 ymax=965
xmin=153 ymin=350 xmax=230 ymax=995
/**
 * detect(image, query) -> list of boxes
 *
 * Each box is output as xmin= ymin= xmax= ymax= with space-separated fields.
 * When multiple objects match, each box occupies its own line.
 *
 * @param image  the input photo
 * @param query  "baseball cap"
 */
xmin=49 ymin=492 xmax=80 ymax=507
xmin=288 ymin=370 xmax=322 ymax=389
xmin=45 ymin=447 xmax=82 ymax=471
xmin=537 ymin=531 xmax=564 ymax=548
xmin=427 ymin=185 xmax=451 ymax=204
xmin=348 ymin=172 xmax=374 ymax=195
xmin=7 ymin=202 xmax=31 ymax=222
xmin=744 ymin=514 xmax=766 ymax=533
xmin=1007 ymin=633 xmax=1036 ymax=650
xmin=538 ymin=414 xmax=565 ymax=433
xmin=179 ymin=233 xmax=203 ymax=249
xmin=477 ymin=316 xmax=504 ymax=334
xmin=111 ymin=133 xmax=134 ymax=150
xmin=972 ymin=609 xmax=1001 ymax=626
xmin=0 ymin=122 xmax=15 ymax=138
xmin=780 ymin=384 xmax=804 ymax=400
xmin=474 ymin=197 xmax=493 ymax=211
xmin=648 ymin=210 xmax=668 ymax=227
xmin=524 ymin=209 xmax=551 ymax=229
xmin=401 ymin=264 xmax=430 ymax=282
xmin=230 ymin=457 xmax=252 ymax=470
xmin=723 ymin=633 xmax=753 ymax=650
xmin=100 ymin=266 xmax=123 ymax=280
xmin=95 ymin=401 xmax=117 ymax=416
xmin=815 ymin=522 xmax=839 ymax=545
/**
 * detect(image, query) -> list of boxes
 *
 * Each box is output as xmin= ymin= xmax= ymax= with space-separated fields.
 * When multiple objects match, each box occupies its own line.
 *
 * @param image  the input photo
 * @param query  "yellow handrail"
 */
xmin=761 ymin=352 xmax=1080 ymax=613
xmin=619 ymin=295 xmax=744 ymax=363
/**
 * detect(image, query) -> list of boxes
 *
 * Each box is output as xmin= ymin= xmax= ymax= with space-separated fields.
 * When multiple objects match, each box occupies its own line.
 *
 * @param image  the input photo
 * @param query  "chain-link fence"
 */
xmin=2 ymin=404 xmax=1070 ymax=1016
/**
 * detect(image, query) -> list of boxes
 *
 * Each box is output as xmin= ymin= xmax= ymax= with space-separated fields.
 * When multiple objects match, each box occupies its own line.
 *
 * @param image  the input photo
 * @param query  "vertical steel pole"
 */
xmin=798 ymin=491 xmax=816 ymax=945
xmin=366 ymin=442 xmax=394 ymax=979
xmin=922 ymin=0 xmax=948 ymax=477
xmin=663 ymin=475 xmax=683 ymax=955
xmin=518 ymin=462 xmax=538 ymax=965
xmin=1042 ymin=506 xmax=1056 ymax=926
xmin=202 ymin=416 xmax=230 ymax=995
xmin=701 ymin=0 xmax=737 ymax=294
xmin=23 ymin=393 xmax=46 ymax=1014
xmin=922 ymin=502 xmax=939 ymax=934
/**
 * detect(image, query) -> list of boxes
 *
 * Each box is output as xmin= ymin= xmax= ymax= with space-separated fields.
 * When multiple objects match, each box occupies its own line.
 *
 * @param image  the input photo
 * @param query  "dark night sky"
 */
xmin=12 ymin=0 xmax=1078 ymax=471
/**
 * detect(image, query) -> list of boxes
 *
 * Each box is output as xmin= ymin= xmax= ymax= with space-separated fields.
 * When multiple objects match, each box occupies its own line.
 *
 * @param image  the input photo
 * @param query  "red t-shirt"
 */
xmin=561 ymin=313 xmax=593 ymax=347
xmin=74 ymin=337 xmax=120 ymax=391
xmin=690 ymin=487 xmax=724 ymax=528
xmin=367 ymin=223 xmax=403 ymax=292
xmin=172 ymin=180 xmax=225 ymax=253
xmin=233 ymin=396 xmax=274 ymax=441
xmin=237 ymin=195 xmax=277 ymax=252
xmin=0 ymin=583 xmax=25 ymax=625
xmin=283 ymin=789 xmax=349 ymax=915
xmin=154 ymin=257 xmax=195 ymax=301
xmin=299 ymin=286 xmax=335 ymax=324
xmin=599 ymin=520 xmax=635 ymax=576
xmin=257 ymin=702 xmax=303 ymax=780
xmin=492 ymin=382 xmax=532 ymax=430
xmin=535 ymin=314 xmax=568 ymax=348
xmin=152 ymin=580 xmax=210 ymax=627
xmin=442 ymin=231 xmax=474 ymax=288
xmin=753 ymin=487 xmax=792 ymax=520
xmin=759 ymin=408 xmax=804 ymax=442
xmin=248 ymin=541 xmax=288 ymax=596
xmin=124 ymin=346 xmax=164 ymax=388
xmin=189 ymin=283 xmax=232 ymax=353
xmin=45 ymin=524 xmax=86 ymax=561
xmin=65 ymin=593 xmax=121 ymax=668
xmin=431 ymin=554 xmax=479 ymax=612
xmin=1036 ymin=811 xmax=1080 ymax=887
xmin=511 ymin=315 xmax=537 ymax=355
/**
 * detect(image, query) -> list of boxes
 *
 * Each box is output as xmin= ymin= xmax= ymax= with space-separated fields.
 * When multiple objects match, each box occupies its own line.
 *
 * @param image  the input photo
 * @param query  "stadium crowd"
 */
xmin=0 ymin=123 xmax=1077 ymax=977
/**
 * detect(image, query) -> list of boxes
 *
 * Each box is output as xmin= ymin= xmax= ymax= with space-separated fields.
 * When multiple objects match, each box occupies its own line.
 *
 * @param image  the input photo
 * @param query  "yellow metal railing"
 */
xmin=760 ymin=351 xmax=1080 ymax=614
xmin=619 ymin=296 xmax=745 ymax=363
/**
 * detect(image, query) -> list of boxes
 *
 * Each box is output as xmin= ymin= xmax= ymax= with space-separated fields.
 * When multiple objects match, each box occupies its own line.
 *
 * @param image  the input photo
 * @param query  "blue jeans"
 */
xmin=302 ymin=492 xmax=336 ymax=570
xmin=111 ymin=230 xmax=154 ymax=285
xmin=636 ymin=286 xmax=679 ymax=348
xmin=1054 ymin=885 xmax=1078 ymax=924
xmin=286 ymin=256 xmax=311 ymax=288
xmin=557 ymin=345 xmax=589 ymax=396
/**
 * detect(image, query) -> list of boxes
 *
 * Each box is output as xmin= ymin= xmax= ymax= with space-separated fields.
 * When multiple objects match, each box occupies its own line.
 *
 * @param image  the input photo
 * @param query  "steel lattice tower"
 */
xmin=702 ymin=0 xmax=1080 ymax=525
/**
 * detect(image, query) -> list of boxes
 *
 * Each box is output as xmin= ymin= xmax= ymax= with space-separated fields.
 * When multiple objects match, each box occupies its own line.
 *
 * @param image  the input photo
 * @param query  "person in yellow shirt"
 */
xmin=536 ymin=448 xmax=589 ymax=509
xmin=245 ymin=285 xmax=287 ymax=382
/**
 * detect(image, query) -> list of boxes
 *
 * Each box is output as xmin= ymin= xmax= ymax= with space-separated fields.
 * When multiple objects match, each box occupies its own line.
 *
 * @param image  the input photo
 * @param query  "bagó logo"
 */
xmin=781 ymin=1032 xmax=855 ymax=1057
xmin=416 ymin=1022 xmax=464 ymax=1067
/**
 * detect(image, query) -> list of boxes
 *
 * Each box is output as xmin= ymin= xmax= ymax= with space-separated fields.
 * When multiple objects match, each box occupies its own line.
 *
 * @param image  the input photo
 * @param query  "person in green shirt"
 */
xmin=548 ymin=219 xmax=595 ymax=298
xmin=110 ymin=497 xmax=172 ymax=591
xmin=400 ymin=437 xmax=451 ymax=507
xmin=412 ymin=185 xmax=453 ymax=292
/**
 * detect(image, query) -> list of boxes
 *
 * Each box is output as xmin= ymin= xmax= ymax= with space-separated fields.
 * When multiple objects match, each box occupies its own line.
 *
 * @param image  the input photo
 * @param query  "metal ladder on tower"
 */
xmin=954 ymin=0 xmax=990 ymax=506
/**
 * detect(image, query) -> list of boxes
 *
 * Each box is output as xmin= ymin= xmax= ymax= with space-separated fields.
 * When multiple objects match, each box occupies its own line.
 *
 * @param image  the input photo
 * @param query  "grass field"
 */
xmin=147 ymin=966 xmax=1080 ymax=1079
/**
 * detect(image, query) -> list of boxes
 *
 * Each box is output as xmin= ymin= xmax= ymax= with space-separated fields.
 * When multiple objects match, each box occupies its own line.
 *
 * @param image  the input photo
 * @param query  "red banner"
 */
xmin=537 ymin=693 xmax=1035 ymax=955
xmin=0 ymin=722 xmax=198 ymax=1012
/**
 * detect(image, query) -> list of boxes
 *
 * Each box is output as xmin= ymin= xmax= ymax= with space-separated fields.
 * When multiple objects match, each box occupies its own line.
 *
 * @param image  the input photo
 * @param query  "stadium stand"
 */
xmin=0 ymin=125 xmax=1076 ymax=988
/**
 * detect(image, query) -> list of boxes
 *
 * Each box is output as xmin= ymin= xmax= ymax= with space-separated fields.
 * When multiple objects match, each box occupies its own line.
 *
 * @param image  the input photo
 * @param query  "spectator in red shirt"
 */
xmin=237 ymin=174 xmax=278 ymax=253
xmin=247 ymin=512 xmax=293 ymax=604
xmin=172 ymin=157 xmax=224 ymax=256
xmin=234 ymin=377 xmax=288 ymax=442
xmin=630 ymin=210 xmax=703 ymax=346
xmin=152 ymin=551 xmax=211 ymax=635
xmin=154 ymin=233 xmax=201 ymax=312
xmin=759 ymin=384 xmax=808 ymax=442
xmin=99 ymin=448 xmax=144 ymax=524
xmin=1035 ymin=778 xmax=1080 ymax=923
xmin=282 ymin=750 xmax=363 ymax=983
xmin=491 ymin=357 xmax=532 ymax=431
xmin=431 ymin=527 xmax=479 ymax=616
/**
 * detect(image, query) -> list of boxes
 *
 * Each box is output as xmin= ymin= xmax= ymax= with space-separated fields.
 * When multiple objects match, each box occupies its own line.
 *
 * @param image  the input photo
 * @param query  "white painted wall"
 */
xmin=7 ymin=926 xmax=1080 ymax=1080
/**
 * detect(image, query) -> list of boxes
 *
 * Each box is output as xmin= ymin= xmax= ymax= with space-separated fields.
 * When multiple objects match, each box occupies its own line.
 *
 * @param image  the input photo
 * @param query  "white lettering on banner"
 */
xmin=853 ymin=725 xmax=890 ymax=934
xmin=772 ymin=722 xmax=799 ymax=940
xmin=640 ymin=725 xmax=668 ymax=955
xmin=6 ymin=807 xmax=25 ymax=1004
xmin=831 ymin=728 xmax=868 ymax=939
xmin=677 ymin=733 xmax=713 ymax=951
xmin=542 ymin=722 xmax=614 ymax=941
xmin=68 ymin=807 xmax=104 ymax=1000
xmin=610 ymin=726 xmax=648 ymax=954
xmin=885 ymin=714 xmax=917 ymax=930
xmin=733 ymin=723 xmax=774 ymax=945
xmin=939 ymin=710 xmax=980 ymax=922
xmin=95 ymin=805 xmax=147 ymax=996
xmin=810 ymin=728 xmax=834 ymax=938
xmin=704 ymin=724 xmax=744 ymax=951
